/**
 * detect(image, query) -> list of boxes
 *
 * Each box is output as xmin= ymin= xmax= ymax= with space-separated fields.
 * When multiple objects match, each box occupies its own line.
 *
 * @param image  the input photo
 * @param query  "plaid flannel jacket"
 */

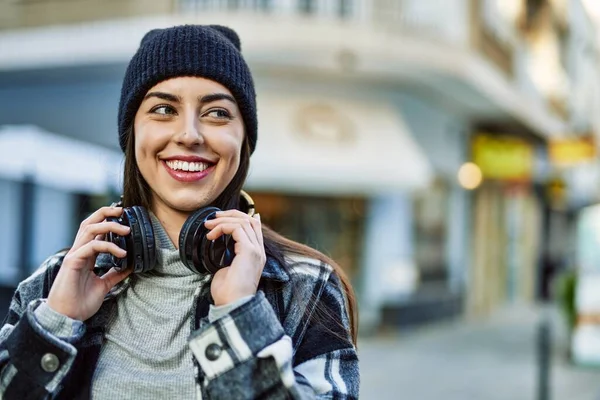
xmin=0 ymin=251 xmax=359 ymax=399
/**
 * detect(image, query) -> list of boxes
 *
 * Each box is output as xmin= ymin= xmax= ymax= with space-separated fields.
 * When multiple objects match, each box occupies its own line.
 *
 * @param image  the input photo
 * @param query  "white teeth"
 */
xmin=166 ymin=160 xmax=210 ymax=172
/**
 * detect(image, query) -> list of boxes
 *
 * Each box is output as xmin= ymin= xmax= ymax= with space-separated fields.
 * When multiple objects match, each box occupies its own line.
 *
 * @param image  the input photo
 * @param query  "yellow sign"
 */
xmin=472 ymin=134 xmax=534 ymax=181
xmin=549 ymin=137 xmax=596 ymax=166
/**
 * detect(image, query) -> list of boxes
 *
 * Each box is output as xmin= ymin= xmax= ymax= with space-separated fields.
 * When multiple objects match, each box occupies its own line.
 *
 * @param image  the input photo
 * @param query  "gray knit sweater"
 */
xmin=33 ymin=214 xmax=251 ymax=399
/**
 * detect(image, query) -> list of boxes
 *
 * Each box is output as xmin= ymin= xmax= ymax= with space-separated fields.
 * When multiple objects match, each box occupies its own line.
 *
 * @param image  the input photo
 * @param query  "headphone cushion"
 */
xmin=179 ymin=207 xmax=221 ymax=274
xmin=131 ymin=206 xmax=155 ymax=273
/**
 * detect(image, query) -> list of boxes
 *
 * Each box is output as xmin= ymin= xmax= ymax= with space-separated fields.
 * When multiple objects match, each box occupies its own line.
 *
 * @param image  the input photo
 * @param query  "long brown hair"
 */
xmin=122 ymin=127 xmax=358 ymax=345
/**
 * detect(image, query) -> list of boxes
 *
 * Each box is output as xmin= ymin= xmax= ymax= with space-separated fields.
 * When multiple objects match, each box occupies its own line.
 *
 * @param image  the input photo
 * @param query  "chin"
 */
xmin=165 ymin=192 xmax=214 ymax=212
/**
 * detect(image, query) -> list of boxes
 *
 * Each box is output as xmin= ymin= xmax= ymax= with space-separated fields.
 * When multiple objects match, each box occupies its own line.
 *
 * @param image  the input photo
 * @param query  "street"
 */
xmin=359 ymin=305 xmax=599 ymax=400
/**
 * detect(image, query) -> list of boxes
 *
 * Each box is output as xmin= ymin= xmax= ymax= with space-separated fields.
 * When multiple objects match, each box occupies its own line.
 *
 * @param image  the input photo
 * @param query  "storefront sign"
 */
xmin=549 ymin=137 xmax=596 ymax=166
xmin=472 ymin=134 xmax=534 ymax=181
xmin=573 ymin=204 xmax=600 ymax=366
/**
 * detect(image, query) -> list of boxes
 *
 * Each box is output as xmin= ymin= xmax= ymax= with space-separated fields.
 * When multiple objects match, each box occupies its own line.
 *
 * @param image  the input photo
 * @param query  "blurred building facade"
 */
xmin=0 ymin=0 xmax=599 ymax=331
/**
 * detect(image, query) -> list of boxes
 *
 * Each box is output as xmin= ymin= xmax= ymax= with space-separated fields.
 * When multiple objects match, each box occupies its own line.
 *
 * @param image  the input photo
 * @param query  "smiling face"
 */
xmin=133 ymin=76 xmax=245 ymax=214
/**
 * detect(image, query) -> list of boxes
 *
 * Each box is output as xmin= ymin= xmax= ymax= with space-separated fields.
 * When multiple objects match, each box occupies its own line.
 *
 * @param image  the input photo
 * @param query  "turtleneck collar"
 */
xmin=147 ymin=212 xmax=198 ymax=277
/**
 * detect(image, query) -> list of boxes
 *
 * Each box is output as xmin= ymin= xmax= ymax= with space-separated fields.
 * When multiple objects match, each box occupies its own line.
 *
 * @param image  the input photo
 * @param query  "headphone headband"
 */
xmin=240 ymin=190 xmax=255 ymax=217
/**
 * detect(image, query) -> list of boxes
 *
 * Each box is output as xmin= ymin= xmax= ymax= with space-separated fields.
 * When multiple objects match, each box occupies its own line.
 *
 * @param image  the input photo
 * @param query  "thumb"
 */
xmin=100 ymin=267 xmax=133 ymax=292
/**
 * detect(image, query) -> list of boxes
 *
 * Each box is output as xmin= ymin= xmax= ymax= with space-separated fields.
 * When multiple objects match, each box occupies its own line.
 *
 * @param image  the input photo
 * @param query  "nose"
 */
xmin=175 ymin=115 xmax=204 ymax=147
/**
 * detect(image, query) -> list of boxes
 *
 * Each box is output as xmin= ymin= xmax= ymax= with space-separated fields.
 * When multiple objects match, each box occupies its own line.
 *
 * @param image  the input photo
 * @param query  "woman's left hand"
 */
xmin=204 ymin=210 xmax=266 ymax=306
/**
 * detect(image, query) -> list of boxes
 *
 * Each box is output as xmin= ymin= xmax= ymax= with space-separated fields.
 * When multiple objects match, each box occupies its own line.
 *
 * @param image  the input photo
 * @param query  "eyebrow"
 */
xmin=199 ymin=93 xmax=237 ymax=105
xmin=143 ymin=92 xmax=237 ymax=106
xmin=143 ymin=91 xmax=182 ymax=103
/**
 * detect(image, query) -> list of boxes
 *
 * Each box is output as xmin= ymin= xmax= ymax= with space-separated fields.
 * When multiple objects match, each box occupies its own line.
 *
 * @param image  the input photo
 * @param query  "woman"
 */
xmin=0 ymin=25 xmax=359 ymax=399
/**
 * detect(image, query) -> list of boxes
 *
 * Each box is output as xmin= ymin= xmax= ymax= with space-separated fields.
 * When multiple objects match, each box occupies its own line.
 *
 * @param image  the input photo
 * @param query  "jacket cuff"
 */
xmin=207 ymin=295 xmax=254 ymax=323
xmin=4 ymin=299 xmax=80 ymax=393
xmin=33 ymin=300 xmax=86 ymax=342
xmin=189 ymin=291 xmax=284 ymax=380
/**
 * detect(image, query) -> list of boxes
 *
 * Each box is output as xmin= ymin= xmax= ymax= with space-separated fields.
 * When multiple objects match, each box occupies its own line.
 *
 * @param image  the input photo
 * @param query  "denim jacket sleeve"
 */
xmin=0 ymin=252 xmax=83 ymax=399
xmin=188 ymin=268 xmax=360 ymax=399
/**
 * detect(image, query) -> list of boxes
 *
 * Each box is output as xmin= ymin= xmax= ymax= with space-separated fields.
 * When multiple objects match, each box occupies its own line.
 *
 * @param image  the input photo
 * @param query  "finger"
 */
xmin=206 ymin=221 xmax=258 ymax=247
xmin=205 ymin=216 xmax=261 ymax=241
xmin=206 ymin=223 xmax=256 ymax=249
xmin=79 ymin=206 xmax=123 ymax=229
xmin=253 ymin=213 xmax=264 ymax=248
xmin=213 ymin=210 xmax=261 ymax=233
xmin=73 ymin=222 xmax=130 ymax=249
xmin=206 ymin=221 xmax=254 ymax=242
xmin=100 ymin=267 xmax=133 ymax=292
xmin=74 ymin=206 xmax=123 ymax=243
xmin=214 ymin=209 xmax=251 ymax=219
xmin=71 ymin=240 xmax=127 ymax=265
xmin=204 ymin=217 xmax=255 ymax=227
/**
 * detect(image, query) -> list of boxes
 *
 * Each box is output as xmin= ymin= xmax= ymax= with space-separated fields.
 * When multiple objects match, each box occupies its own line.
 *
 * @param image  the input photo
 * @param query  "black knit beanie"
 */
xmin=118 ymin=25 xmax=257 ymax=153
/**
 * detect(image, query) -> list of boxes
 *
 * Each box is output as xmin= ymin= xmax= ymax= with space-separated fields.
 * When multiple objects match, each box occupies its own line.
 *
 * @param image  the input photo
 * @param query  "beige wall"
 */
xmin=0 ymin=0 xmax=176 ymax=30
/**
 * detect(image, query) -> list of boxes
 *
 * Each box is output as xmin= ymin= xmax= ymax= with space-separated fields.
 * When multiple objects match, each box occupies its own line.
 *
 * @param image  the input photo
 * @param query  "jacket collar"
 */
xmin=261 ymin=256 xmax=290 ymax=283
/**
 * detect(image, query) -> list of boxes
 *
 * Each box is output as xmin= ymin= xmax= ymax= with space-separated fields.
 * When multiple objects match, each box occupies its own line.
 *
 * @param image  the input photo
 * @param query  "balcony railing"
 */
xmin=0 ymin=0 xmax=174 ymax=30
xmin=2 ymin=0 xmax=571 ymax=110
xmin=177 ymin=0 xmax=358 ymax=19
xmin=371 ymin=0 xmax=471 ymax=44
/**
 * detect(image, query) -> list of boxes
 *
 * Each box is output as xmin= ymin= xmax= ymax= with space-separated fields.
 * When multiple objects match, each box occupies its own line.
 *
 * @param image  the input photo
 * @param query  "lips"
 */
xmin=165 ymin=159 xmax=211 ymax=172
xmin=162 ymin=155 xmax=215 ymax=162
xmin=161 ymin=157 xmax=216 ymax=183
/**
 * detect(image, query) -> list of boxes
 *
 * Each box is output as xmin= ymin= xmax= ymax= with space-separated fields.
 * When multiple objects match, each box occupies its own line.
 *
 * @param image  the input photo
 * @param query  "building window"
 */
xmin=298 ymin=0 xmax=316 ymax=14
xmin=339 ymin=0 xmax=353 ymax=18
xmin=226 ymin=0 xmax=241 ymax=10
xmin=179 ymin=0 xmax=274 ymax=12
xmin=258 ymin=0 xmax=272 ymax=11
xmin=524 ymin=0 xmax=545 ymax=30
xmin=249 ymin=192 xmax=365 ymax=279
xmin=178 ymin=0 xmax=206 ymax=12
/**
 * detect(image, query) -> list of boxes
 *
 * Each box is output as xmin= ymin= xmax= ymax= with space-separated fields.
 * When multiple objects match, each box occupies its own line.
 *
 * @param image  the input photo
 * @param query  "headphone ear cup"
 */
xmin=201 ymin=230 xmax=235 ymax=274
xmin=106 ymin=214 xmax=128 ymax=271
xmin=130 ymin=206 xmax=156 ymax=273
xmin=179 ymin=207 xmax=234 ymax=274
xmin=106 ymin=206 xmax=155 ymax=273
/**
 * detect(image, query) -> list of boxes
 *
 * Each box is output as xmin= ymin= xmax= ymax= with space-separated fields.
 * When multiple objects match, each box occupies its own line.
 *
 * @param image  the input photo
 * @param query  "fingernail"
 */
xmin=255 ymin=213 xmax=261 ymax=221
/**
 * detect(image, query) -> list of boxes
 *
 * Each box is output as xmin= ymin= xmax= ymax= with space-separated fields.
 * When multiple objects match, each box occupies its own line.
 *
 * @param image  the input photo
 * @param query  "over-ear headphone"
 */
xmin=105 ymin=191 xmax=255 ymax=275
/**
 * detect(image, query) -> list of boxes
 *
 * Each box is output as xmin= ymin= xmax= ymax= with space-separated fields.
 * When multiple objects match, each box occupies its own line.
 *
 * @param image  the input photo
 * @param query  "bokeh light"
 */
xmin=458 ymin=162 xmax=483 ymax=190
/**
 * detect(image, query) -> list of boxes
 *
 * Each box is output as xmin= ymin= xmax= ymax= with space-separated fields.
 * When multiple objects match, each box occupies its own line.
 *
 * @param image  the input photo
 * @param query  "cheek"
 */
xmin=133 ymin=129 xmax=167 ymax=184
xmin=133 ymin=121 xmax=148 ymax=159
xmin=134 ymin=133 xmax=152 ymax=170
xmin=134 ymin=122 xmax=168 ymax=162
xmin=222 ymin=135 xmax=244 ymax=171
xmin=208 ymin=126 xmax=244 ymax=164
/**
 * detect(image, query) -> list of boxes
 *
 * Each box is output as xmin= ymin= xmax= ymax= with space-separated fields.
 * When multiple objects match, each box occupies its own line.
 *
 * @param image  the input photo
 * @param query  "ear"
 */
xmin=209 ymin=25 xmax=242 ymax=51
xmin=140 ymin=29 xmax=163 ymax=46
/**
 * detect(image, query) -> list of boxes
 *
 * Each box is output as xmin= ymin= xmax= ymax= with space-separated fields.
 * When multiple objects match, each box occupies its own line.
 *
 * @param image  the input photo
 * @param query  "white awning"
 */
xmin=247 ymin=94 xmax=433 ymax=194
xmin=0 ymin=125 xmax=123 ymax=193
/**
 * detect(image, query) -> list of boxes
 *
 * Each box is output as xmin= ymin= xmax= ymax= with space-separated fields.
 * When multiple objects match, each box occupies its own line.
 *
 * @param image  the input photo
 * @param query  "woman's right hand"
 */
xmin=47 ymin=206 xmax=133 ymax=321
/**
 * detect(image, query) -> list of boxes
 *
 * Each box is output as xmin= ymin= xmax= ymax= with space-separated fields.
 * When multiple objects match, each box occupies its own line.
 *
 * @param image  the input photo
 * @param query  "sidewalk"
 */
xmin=358 ymin=304 xmax=599 ymax=400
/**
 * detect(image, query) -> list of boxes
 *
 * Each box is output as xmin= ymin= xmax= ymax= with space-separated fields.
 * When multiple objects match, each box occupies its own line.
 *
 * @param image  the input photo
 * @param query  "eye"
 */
xmin=204 ymin=109 xmax=232 ymax=120
xmin=150 ymin=105 xmax=176 ymax=115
